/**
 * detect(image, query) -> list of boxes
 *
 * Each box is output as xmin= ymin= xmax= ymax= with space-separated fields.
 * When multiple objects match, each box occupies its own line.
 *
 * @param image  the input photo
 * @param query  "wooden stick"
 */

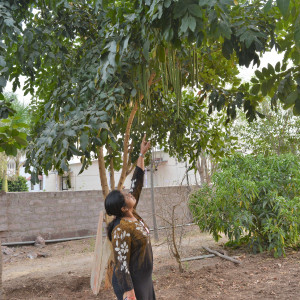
xmin=202 ymin=246 xmax=241 ymax=264
xmin=181 ymin=254 xmax=215 ymax=262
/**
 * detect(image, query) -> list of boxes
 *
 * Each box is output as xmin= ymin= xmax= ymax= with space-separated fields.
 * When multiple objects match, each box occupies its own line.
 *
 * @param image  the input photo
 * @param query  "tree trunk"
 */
xmin=198 ymin=154 xmax=205 ymax=185
xmin=97 ymin=147 xmax=109 ymax=198
xmin=203 ymin=155 xmax=210 ymax=184
xmin=1 ymin=170 xmax=8 ymax=192
xmin=97 ymin=146 xmax=115 ymax=289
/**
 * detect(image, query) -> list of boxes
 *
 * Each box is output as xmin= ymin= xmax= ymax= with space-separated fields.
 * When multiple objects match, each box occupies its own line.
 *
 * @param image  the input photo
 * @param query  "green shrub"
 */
xmin=189 ymin=154 xmax=300 ymax=257
xmin=0 ymin=176 xmax=29 ymax=192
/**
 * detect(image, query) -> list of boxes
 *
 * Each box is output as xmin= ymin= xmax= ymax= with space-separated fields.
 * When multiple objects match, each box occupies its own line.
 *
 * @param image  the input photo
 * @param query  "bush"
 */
xmin=0 ymin=176 xmax=29 ymax=192
xmin=189 ymin=154 xmax=300 ymax=257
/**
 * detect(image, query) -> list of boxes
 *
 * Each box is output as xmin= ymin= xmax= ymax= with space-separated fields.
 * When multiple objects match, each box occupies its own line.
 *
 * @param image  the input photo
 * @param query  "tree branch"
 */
xmin=108 ymin=146 xmax=115 ymax=190
xmin=117 ymin=72 xmax=156 ymax=189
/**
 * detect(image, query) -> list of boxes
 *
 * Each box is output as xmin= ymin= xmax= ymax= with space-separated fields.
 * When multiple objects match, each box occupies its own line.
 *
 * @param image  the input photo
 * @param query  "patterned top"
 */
xmin=111 ymin=166 xmax=153 ymax=294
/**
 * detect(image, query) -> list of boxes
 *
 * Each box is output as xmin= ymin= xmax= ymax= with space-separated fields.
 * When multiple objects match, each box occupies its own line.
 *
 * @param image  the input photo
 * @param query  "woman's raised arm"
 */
xmin=129 ymin=134 xmax=150 ymax=208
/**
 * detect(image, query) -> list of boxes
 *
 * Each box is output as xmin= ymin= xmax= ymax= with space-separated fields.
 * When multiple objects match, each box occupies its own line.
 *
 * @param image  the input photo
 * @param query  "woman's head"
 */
xmin=104 ymin=190 xmax=126 ymax=218
xmin=105 ymin=190 xmax=136 ymax=241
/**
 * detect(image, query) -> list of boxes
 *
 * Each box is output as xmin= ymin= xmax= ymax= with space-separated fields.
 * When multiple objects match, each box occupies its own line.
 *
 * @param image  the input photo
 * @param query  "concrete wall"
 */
xmin=0 ymin=186 xmax=194 ymax=243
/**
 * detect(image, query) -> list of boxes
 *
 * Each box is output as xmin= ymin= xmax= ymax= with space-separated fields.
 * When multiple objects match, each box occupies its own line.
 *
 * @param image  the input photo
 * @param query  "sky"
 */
xmin=4 ymin=49 xmax=284 ymax=106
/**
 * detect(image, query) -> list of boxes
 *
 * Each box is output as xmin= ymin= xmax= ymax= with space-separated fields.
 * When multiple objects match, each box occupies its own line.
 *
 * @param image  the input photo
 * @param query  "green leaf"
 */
xmin=100 ymin=130 xmax=108 ymax=143
xmin=267 ymin=63 xmax=275 ymax=75
xmin=293 ymin=98 xmax=300 ymax=115
xmin=0 ymin=76 xmax=7 ymax=87
xmin=285 ymin=91 xmax=298 ymax=105
xmin=143 ymin=40 xmax=150 ymax=61
xmin=0 ymin=56 xmax=6 ymax=67
xmin=250 ymin=77 xmax=259 ymax=84
xmin=219 ymin=20 xmax=232 ymax=39
xmin=131 ymin=88 xmax=137 ymax=97
xmin=174 ymin=3 xmax=188 ymax=18
xmin=276 ymin=0 xmax=290 ymax=17
xmin=199 ymin=0 xmax=213 ymax=6
xmin=157 ymin=45 xmax=165 ymax=63
xmin=261 ymin=81 xmax=268 ymax=96
xmin=275 ymin=62 xmax=281 ymax=72
xmin=69 ymin=144 xmax=82 ymax=156
xmin=255 ymin=70 xmax=264 ymax=80
xmin=262 ymin=67 xmax=269 ymax=77
xmin=222 ymin=39 xmax=233 ymax=59
xmin=180 ymin=14 xmax=189 ymax=33
xmin=164 ymin=0 xmax=172 ymax=8
xmin=295 ymin=25 xmax=300 ymax=48
xmin=250 ymin=84 xmax=260 ymax=95
xmin=65 ymin=129 xmax=76 ymax=136
xmin=263 ymin=0 xmax=273 ymax=13
xmin=61 ymin=159 xmax=69 ymax=172
xmin=80 ymin=132 xmax=89 ymax=151
xmin=187 ymin=16 xmax=196 ymax=32
xmin=188 ymin=4 xmax=202 ymax=18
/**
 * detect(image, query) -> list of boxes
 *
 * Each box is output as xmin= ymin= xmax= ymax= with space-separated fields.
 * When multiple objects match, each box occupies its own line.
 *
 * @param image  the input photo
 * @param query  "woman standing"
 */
xmin=105 ymin=135 xmax=155 ymax=300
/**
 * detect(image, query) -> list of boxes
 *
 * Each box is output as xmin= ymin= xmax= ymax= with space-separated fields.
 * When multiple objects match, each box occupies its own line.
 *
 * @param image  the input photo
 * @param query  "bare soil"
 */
xmin=2 ymin=226 xmax=300 ymax=300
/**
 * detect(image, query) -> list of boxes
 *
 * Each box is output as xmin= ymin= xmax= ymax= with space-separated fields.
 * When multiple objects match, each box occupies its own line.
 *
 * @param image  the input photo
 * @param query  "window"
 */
xmin=61 ymin=176 xmax=70 ymax=190
xmin=39 ymin=178 xmax=43 ymax=190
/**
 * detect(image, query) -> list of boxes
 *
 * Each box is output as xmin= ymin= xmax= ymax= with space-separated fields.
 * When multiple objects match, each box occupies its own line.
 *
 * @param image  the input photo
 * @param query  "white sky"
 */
xmin=4 ymin=49 xmax=284 ymax=106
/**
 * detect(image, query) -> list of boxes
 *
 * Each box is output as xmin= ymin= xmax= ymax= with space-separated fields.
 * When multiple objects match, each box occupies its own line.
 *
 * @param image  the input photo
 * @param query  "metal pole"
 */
xmin=150 ymin=150 xmax=159 ymax=241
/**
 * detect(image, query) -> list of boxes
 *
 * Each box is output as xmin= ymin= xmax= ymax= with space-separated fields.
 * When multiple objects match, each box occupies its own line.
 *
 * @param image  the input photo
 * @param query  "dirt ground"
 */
xmin=2 ymin=226 xmax=300 ymax=300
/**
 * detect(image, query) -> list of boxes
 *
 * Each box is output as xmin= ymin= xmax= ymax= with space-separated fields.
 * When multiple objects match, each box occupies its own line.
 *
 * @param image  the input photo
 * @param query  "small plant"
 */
xmin=189 ymin=154 xmax=300 ymax=257
xmin=156 ymin=186 xmax=191 ymax=272
xmin=0 ymin=176 xmax=28 ymax=192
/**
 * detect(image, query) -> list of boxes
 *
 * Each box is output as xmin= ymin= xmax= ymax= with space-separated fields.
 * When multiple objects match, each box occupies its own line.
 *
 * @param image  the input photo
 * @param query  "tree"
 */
xmin=233 ymin=101 xmax=300 ymax=156
xmin=0 ymin=94 xmax=30 ymax=191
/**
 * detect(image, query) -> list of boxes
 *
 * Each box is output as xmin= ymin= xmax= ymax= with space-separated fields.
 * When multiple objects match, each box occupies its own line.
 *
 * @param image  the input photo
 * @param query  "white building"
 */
xmin=20 ymin=150 xmax=199 ymax=192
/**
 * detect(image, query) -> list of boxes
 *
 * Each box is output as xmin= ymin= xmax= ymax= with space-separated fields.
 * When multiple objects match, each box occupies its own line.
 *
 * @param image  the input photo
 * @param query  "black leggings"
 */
xmin=112 ymin=270 xmax=124 ymax=300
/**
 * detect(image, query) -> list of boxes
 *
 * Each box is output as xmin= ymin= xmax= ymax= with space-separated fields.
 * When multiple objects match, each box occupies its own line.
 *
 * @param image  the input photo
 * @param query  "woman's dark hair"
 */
xmin=105 ymin=190 xmax=126 ymax=241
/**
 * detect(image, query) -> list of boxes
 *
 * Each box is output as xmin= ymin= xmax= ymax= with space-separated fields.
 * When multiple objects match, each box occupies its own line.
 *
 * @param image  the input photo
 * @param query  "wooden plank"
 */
xmin=181 ymin=254 xmax=215 ymax=262
xmin=90 ymin=211 xmax=111 ymax=295
xmin=202 ymin=246 xmax=241 ymax=265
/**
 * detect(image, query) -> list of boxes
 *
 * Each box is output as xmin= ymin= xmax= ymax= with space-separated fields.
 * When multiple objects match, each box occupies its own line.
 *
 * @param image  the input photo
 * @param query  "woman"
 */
xmin=105 ymin=134 xmax=155 ymax=300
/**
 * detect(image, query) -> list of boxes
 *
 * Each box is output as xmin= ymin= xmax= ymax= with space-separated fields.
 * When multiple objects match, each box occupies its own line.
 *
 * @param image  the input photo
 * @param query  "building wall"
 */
xmin=41 ymin=151 xmax=200 ymax=192
xmin=0 ymin=185 xmax=194 ymax=243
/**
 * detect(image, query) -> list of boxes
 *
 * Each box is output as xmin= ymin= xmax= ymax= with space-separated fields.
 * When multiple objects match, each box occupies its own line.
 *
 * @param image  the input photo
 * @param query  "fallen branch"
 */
xmin=181 ymin=254 xmax=215 ymax=262
xmin=202 ymin=246 xmax=241 ymax=265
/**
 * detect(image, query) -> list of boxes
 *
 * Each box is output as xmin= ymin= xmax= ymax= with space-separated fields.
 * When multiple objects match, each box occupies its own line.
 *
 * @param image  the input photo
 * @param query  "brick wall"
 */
xmin=0 ymin=186 xmax=194 ymax=243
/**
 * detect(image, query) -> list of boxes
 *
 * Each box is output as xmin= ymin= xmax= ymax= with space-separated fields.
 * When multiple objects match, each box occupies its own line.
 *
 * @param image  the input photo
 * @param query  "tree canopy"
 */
xmin=0 ymin=0 xmax=299 ymax=180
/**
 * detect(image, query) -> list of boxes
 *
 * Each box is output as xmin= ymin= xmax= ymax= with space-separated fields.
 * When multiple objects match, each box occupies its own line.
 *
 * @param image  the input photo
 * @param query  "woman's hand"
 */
xmin=140 ymin=134 xmax=151 ymax=156
xmin=123 ymin=289 xmax=136 ymax=300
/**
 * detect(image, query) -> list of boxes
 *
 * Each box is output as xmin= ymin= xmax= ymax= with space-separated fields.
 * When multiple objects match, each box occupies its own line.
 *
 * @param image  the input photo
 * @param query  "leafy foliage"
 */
xmin=0 ymin=95 xmax=28 ymax=156
xmin=0 ymin=0 xmax=299 ymax=179
xmin=232 ymin=101 xmax=300 ymax=156
xmin=189 ymin=154 xmax=300 ymax=257
xmin=0 ymin=176 xmax=28 ymax=192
